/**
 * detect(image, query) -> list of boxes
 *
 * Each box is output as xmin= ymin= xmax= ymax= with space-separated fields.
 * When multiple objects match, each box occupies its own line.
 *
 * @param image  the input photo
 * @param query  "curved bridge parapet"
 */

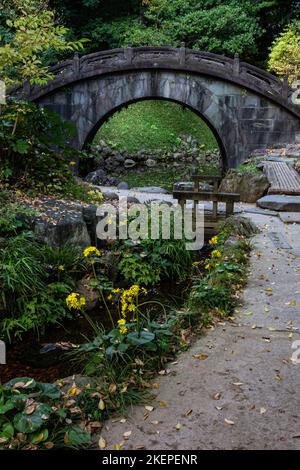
xmin=19 ymin=46 xmax=300 ymax=119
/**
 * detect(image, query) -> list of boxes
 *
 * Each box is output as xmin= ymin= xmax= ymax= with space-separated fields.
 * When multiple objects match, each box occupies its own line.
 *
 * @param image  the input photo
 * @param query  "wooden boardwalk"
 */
xmin=264 ymin=161 xmax=300 ymax=196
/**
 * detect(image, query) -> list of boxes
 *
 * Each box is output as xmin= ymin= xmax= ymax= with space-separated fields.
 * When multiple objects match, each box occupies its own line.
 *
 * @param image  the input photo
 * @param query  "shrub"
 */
xmin=0 ymin=233 xmax=85 ymax=340
xmin=118 ymin=236 xmax=193 ymax=286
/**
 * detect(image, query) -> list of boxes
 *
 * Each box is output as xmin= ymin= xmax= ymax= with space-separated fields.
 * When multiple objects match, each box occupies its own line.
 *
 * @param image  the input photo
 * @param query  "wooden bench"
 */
xmin=173 ymin=175 xmax=240 ymax=219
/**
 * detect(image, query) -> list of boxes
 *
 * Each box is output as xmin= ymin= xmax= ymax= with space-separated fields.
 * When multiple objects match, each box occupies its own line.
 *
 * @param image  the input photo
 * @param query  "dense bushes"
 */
xmin=0 ymin=101 xmax=99 ymax=201
xmin=0 ymin=202 xmax=86 ymax=340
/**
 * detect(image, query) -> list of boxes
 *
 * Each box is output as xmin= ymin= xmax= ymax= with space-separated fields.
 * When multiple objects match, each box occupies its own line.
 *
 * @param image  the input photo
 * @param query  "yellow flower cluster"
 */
xmin=121 ymin=285 xmax=147 ymax=318
xmin=83 ymin=246 xmax=101 ymax=258
xmin=87 ymin=189 xmax=104 ymax=204
xmin=117 ymin=318 xmax=128 ymax=334
xmin=211 ymin=249 xmax=222 ymax=259
xmin=209 ymin=236 xmax=218 ymax=245
xmin=66 ymin=292 xmax=86 ymax=310
xmin=205 ymin=248 xmax=222 ymax=270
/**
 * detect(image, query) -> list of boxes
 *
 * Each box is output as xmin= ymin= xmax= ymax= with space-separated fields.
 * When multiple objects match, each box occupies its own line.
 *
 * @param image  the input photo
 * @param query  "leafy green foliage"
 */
xmin=0 ymin=101 xmax=100 ymax=201
xmin=0 ymin=233 xmax=85 ymax=340
xmin=0 ymin=0 xmax=87 ymax=88
xmin=0 ymin=377 xmax=91 ymax=449
xmin=268 ymin=20 xmax=300 ymax=82
xmin=49 ymin=0 xmax=300 ymax=64
xmin=118 ymin=235 xmax=193 ymax=286
xmin=0 ymin=190 xmax=34 ymax=236
xmin=187 ymin=231 xmax=252 ymax=319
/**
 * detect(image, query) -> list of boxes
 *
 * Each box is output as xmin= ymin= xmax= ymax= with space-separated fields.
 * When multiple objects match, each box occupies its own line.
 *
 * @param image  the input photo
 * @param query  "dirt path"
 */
xmin=100 ymin=211 xmax=300 ymax=450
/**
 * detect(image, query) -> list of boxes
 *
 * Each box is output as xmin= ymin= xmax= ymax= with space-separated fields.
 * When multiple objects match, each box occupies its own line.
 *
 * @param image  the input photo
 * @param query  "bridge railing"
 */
xmin=16 ymin=46 xmax=297 ymax=108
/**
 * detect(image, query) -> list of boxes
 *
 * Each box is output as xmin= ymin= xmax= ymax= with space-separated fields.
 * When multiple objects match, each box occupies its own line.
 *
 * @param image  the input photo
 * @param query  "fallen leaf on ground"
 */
xmin=123 ymin=431 xmax=132 ymax=438
xmin=175 ymin=423 xmax=182 ymax=430
xmin=224 ymin=418 xmax=235 ymax=425
xmin=145 ymin=406 xmax=154 ymax=412
xmin=152 ymin=383 xmax=160 ymax=389
xmin=213 ymin=392 xmax=221 ymax=400
xmin=98 ymin=436 xmax=106 ymax=449
xmin=192 ymin=353 xmax=208 ymax=360
xmin=66 ymin=386 xmax=81 ymax=397
xmin=98 ymin=399 xmax=105 ymax=410
xmin=109 ymin=384 xmax=117 ymax=394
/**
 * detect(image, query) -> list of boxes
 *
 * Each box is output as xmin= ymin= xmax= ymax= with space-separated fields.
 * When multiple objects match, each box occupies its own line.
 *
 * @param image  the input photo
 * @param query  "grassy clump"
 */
xmin=95 ymin=100 xmax=219 ymax=152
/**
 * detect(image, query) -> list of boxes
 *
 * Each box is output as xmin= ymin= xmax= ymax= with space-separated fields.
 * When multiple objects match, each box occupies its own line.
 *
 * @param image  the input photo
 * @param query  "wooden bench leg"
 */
xmin=213 ymin=201 xmax=218 ymax=218
xmin=226 ymin=201 xmax=234 ymax=217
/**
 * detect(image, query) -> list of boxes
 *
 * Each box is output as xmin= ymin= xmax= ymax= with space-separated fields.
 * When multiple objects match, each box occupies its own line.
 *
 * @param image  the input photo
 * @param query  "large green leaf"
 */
xmin=0 ymin=401 xmax=15 ymax=414
xmin=0 ymin=423 xmax=14 ymax=440
xmin=36 ymin=382 xmax=61 ymax=400
xmin=127 ymin=330 xmax=155 ymax=345
xmin=13 ymin=403 xmax=52 ymax=434
xmin=64 ymin=426 xmax=91 ymax=448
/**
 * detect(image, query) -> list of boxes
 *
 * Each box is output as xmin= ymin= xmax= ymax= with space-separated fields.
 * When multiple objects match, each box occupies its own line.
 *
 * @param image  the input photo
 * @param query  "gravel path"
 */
xmin=100 ymin=210 xmax=300 ymax=450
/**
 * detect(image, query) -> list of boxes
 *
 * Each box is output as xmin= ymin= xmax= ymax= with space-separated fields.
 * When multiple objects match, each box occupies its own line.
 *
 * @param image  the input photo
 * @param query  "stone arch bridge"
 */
xmin=20 ymin=46 xmax=300 ymax=168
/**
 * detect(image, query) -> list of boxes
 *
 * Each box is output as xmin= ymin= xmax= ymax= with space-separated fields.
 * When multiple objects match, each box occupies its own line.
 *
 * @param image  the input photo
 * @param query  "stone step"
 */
xmin=279 ymin=212 xmax=300 ymax=224
xmin=263 ymin=162 xmax=300 ymax=195
xmin=257 ymin=195 xmax=300 ymax=212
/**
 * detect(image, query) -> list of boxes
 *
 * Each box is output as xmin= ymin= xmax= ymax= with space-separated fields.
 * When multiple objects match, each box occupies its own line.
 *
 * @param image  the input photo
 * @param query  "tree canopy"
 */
xmin=49 ymin=0 xmax=300 ymax=64
xmin=268 ymin=20 xmax=300 ymax=83
xmin=0 ymin=0 xmax=87 ymax=88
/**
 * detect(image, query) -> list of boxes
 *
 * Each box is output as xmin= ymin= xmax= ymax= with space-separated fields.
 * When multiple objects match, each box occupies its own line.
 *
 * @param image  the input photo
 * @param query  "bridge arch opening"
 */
xmin=80 ymin=98 xmax=227 ymax=190
xmin=84 ymin=98 xmax=228 ymax=169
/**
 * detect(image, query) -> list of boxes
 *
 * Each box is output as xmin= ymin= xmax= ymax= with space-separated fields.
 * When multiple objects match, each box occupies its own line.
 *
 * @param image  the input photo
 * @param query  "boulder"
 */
xmin=124 ymin=159 xmax=136 ymax=168
xmin=102 ymin=191 xmax=119 ymax=200
xmin=145 ymin=158 xmax=156 ymax=167
xmin=117 ymin=181 xmax=129 ymax=190
xmin=77 ymin=279 xmax=99 ymax=311
xmin=85 ymin=169 xmax=107 ymax=185
xmin=32 ymin=199 xmax=92 ymax=248
xmin=106 ymin=176 xmax=120 ymax=186
xmin=219 ymin=171 xmax=270 ymax=203
xmin=279 ymin=212 xmax=300 ymax=224
xmin=126 ymin=196 xmax=140 ymax=204
xmin=25 ymin=198 xmax=106 ymax=249
xmin=257 ymin=195 xmax=300 ymax=212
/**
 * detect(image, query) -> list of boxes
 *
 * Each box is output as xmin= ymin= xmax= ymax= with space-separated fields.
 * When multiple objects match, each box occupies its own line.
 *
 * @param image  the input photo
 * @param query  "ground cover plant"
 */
xmin=0 ymin=207 xmax=255 ymax=449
